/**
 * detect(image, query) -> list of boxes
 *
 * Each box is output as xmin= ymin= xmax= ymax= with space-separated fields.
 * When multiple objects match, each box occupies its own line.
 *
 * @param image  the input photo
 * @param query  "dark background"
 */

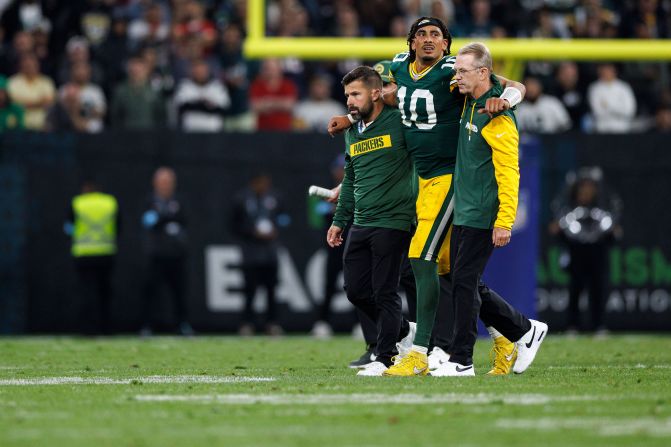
xmin=1 ymin=131 xmax=670 ymax=333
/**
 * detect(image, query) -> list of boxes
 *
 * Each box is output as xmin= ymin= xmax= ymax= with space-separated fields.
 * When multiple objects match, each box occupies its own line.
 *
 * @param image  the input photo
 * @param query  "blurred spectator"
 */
xmin=140 ymin=167 xmax=194 ymax=337
xmin=311 ymin=154 xmax=346 ymax=339
xmin=96 ymin=15 xmax=132 ymax=95
xmin=356 ymin=0 xmax=402 ymax=37
xmin=57 ymin=36 xmax=105 ymax=87
xmin=172 ymin=0 xmax=217 ymax=53
xmin=77 ymin=0 xmax=114 ymax=47
xmin=620 ymin=0 xmax=669 ymax=38
xmin=549 ymin=167 xmax=622 ymax=335
xmin=46 ymin=84 xmax=88 ymax=132
xmin=128 ymin=2 xmax=170 ymax=50
xmin=294 ymin=74 xmax=345 ymax=132
xmin=173 ymin=59 xmax=230 ymax=132
xmin=110 ymin=56 xmax=165 ymax=129
xmin=232 ymin=173 xmax=290 ymax=336
xmin=65 ymin=178 xmax=120 ymax=335
xmin=31 ymin=20 xmax=54 ymax=77
xmin=50 ymin=61 xmax=106 ymax=133
xmin=569 ymin=0 xmax=620 ymax=38
xmin=455 ymin=0 xmax=497 ymax=37
xmin=141 ymin=46 xmax=175 ymax=98
xmin=587 ymin=63 xmax=636 ymax=133
xmin=7 ymin=53 xmax=54 ymax=130
xmin=516 ymin=76 xmax=572 ymax=133
xmin=655 ymin=106 xmax=671 ymax=132
xmin=0 ymin=30 xmax=34 ymax=75
xmin=551 ymin=61 xmax=588 ymax=129
xmin=0 ymin=0 xmax=51 ymax=39
xmin=0 ymin=74 xmax=24 ymax=131
xmin=249 ymin=58 xmax=298 ymax=131
xmin=219 ymin=22 xmax=255 ymax=132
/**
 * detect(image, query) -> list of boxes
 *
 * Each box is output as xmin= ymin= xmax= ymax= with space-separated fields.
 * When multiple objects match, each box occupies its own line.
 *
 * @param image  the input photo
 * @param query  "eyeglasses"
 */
xmin=455 ymin=67 xmax=486 ymax=75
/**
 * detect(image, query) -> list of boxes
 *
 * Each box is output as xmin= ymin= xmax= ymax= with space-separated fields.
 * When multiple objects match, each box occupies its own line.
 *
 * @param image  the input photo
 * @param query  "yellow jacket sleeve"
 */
xmin=481 ymin=115 xmax=520 ymax=231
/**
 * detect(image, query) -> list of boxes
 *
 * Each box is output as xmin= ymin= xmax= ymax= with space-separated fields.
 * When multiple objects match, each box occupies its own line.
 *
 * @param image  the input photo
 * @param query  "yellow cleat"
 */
xmin=383 ymin=350 xmax=429 ymax=376
xmin=487 ymin=336 xmax=517 ymax=376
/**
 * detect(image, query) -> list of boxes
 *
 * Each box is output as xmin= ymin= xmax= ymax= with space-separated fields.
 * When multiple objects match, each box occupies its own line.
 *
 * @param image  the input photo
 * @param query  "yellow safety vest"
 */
xmin=71 ymin=192 xmax=118 ymax=257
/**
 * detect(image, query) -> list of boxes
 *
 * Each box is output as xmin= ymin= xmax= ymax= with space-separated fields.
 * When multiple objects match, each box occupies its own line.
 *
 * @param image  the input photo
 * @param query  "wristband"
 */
xmin=500 ymin=87 xmax=522 ymax=108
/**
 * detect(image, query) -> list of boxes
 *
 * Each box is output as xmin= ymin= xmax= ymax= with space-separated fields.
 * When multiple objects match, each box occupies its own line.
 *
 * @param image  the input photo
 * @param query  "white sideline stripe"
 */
xmin=496 ymin=417 xmax=671 ymax=437
xmin=134 ymin=393 xmax=613 ymax=406
xmin=0 ymin=376 xmax=275 ymax=386
xmin=548 ymin=364 xmax=671 ymax=369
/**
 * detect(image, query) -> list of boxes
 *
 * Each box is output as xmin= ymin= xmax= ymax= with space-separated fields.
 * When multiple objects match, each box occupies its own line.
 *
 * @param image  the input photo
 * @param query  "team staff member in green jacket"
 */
xmin=439 ymin=42 xmax=548 ymax=376
xmin=327 ymin=66 xmax=416 ymax=377
xmin=66 ymin=179 xmax=120 ymax=335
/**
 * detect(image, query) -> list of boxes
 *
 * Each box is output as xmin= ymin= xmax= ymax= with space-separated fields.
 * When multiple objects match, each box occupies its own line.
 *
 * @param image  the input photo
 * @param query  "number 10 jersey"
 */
xmin=390 ymin=52 xmax=461 ymax=179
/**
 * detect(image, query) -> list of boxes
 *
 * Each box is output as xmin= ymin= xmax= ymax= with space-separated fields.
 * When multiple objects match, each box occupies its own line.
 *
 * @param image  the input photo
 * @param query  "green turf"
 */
xmin=1 ymin=335 xmax=670 ymax=447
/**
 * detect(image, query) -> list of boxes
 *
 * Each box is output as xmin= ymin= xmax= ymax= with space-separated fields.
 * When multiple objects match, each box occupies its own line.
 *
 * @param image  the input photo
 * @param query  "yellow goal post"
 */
xmin=244 ymin=0 xmax=671 ymax=78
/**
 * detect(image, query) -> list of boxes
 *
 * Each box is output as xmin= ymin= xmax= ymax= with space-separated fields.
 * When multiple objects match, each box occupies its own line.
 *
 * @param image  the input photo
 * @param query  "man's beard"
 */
xmin=349 ymin=101 xmax=374 ymax=122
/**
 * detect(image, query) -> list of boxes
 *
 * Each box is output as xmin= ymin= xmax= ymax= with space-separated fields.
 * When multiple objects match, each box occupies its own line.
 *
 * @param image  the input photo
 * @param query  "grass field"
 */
xmin=1 ymin=335 xmax=670 ymax=447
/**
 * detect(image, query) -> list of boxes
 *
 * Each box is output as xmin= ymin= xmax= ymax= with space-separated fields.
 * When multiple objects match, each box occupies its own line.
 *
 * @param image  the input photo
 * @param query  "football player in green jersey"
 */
xmin=329 ymin=17 xmax=540 ymax=377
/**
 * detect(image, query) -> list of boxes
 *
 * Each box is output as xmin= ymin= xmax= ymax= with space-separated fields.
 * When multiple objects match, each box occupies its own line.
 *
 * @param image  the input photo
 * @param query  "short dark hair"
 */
xmin=407 ymin=16 xmax=452 ymax=62
xmin=341 ymin=66 xmax=382 ymax=90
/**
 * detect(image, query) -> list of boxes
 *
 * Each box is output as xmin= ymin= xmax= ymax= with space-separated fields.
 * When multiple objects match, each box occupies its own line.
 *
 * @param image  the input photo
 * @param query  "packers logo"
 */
xmin=374 ymin=63 xmax=384 ymax=74
xmin=350 ymin=135 xmax=392 ymax=156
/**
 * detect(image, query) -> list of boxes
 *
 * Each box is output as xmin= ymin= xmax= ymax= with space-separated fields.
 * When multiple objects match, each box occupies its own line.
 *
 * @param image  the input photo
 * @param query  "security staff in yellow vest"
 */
xmin=65 ymin=179 xmax=120 ymax=335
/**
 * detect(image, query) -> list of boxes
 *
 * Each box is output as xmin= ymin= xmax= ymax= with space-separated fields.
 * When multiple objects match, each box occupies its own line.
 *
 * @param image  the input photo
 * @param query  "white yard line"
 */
xmin=0 ymin=375 xmax=275 ymax=386
xmin=496 ymin=417 xmax=671 ymax=437
xmin=134 ymin=392 xmax=617 ymax=406
xmin=547 ymin=364 xmax=671 ymax=369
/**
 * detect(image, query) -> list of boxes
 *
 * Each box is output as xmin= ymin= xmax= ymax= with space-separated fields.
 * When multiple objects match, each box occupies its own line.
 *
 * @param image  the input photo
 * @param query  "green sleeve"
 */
xmin=333 ymin=145 xmax=354 ymax=229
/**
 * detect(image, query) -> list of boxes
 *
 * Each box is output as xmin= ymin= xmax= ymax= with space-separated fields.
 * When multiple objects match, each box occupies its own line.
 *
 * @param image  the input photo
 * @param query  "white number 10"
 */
xmin=397 ymin=87 xmax=437 ymax=130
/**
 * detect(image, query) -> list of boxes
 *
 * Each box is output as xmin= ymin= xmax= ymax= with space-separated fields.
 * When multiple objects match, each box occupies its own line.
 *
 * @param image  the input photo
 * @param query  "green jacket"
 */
xmin=453 ymin=84 xmax=520 ymax=231
xmin=333 ymin=105 xmax=415 ymax=232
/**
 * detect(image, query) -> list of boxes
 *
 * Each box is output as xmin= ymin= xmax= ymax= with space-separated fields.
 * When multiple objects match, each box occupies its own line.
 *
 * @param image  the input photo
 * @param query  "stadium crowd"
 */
xmin=0 ymin=0 xmax=670 ymax=134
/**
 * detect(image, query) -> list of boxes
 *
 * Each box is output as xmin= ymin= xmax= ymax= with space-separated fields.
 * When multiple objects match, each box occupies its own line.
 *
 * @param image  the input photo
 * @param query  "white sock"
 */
xmin=487 ymin=326 xmax=503 ymax=339
xmin=411 ymin=345 xmax=428 ymax=354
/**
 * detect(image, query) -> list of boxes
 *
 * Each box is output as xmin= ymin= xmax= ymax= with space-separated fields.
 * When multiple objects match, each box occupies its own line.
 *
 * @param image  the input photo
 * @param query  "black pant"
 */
xmin=450 ymin=225 xmax=530 ymax=366
xmin=343 ymin=225 xmax=410 ymax=365
xmin=75 ymin=256 xmax=114 ymax=335
xmin=143 ymin=256 xmax=188 ymax=329
xmin=567 ymin=242 xmax=608 ymax=331
xmin=242 ymin=263 xmax=278 ymax=325
xmin=357 ymin=252 xmax=414 ymax=348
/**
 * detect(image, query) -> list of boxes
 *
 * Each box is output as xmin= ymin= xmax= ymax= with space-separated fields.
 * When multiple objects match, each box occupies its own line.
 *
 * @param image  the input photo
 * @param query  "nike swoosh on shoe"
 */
xmin=455 ymin=365 xmax=473 ymax=373
xmin=525 ymin=326 xmax=537 ymax=349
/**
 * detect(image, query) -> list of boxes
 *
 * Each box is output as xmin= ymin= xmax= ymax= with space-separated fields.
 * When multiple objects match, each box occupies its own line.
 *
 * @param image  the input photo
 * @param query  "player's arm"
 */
xmin=328 ymin=153 xmax=354 ymax=247
xmin=482 ymin=115 xmax=520 ymax=247
xmin=479 ymin=76 xmax=526 ymax=117
xmin=327 ymin=114 xmax=355 ymax=136
xmin=382 ymin=81 xmax=398 ymax=108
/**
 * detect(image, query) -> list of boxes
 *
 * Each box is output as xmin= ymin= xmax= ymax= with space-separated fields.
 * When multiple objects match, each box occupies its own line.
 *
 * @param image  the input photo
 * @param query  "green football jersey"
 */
xmin=390 ymin=52 xmax=461 ymax=178
xmin=333 ymin=106 xmax=415 ymax=232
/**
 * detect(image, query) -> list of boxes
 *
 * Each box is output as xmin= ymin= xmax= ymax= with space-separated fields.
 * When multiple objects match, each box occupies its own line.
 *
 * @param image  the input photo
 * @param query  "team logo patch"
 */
xmin=350 ymin=135 xmax=392 ymax=156
xmin=465 ymin=122 xmax=479 ymax=133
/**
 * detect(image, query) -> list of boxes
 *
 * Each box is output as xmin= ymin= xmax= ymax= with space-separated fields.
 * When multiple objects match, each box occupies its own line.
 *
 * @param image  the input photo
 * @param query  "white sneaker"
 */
xmin=428 ymin=346 xmax=451 ymax=371
xmin=430 ymin=361 xmax=475 ymax=377
xmin=356 ymin=361 xmax=388 ymax=376
xmin=395 ymin=322 xmax=417 ymax=360
xmin=513 ymin=319 xmax=548 ymax=374
xmin=311 ymin=321 xmax=333 ymax=339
